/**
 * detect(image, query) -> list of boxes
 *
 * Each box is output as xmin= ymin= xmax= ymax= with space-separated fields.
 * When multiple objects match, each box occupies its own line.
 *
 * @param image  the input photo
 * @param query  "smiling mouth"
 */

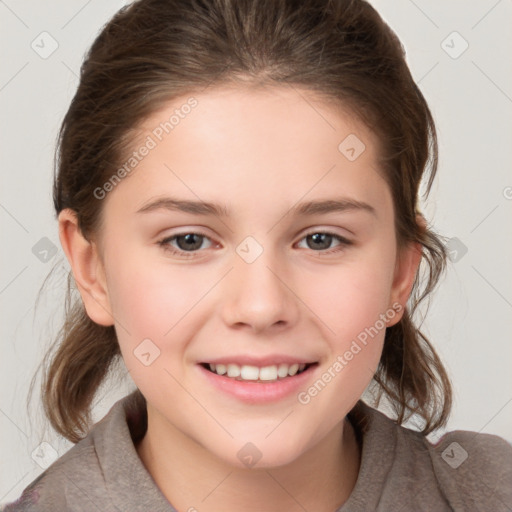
xmin=200 ymin=362 xmax=317 ymax=382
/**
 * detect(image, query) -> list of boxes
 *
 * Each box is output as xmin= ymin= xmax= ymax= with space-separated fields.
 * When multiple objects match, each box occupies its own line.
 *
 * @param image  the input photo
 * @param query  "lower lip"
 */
xmin=197 ymin=364 xmax=318 ymax=404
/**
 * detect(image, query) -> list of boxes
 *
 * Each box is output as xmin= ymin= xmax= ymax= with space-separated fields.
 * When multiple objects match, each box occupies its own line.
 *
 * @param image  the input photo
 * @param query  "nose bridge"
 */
xmin=221 ymin=235 xmax=298 ymax=331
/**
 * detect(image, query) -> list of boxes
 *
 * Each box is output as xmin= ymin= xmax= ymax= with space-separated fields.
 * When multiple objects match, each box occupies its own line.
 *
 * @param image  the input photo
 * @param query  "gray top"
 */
xmin=3 ymin=390 xmax=512 ymax=511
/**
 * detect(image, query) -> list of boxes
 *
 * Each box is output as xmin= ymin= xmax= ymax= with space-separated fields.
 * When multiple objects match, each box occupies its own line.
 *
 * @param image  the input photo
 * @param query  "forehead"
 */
xmin=103 ymin=84 xmax=390 ymax=220
xmin=138 ymin=84 xmax=378 ymax=154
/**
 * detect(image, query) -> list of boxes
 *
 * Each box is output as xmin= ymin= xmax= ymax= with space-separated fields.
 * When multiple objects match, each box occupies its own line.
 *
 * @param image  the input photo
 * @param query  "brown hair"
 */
xmin=30 ymin=0 xmax=451 ymax=443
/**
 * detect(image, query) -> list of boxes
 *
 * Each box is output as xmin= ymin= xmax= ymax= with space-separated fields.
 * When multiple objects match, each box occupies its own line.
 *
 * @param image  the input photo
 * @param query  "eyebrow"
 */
xmin=136 ymin=196 xmax=376 ymax=218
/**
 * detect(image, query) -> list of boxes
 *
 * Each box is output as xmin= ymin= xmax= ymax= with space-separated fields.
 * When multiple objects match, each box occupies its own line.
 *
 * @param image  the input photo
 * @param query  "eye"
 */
xmin=296 ymin=231 xmax=353 ymax=255
xmin=157 ymin=232 xmax=214 ymax=258
xmin=157 ymin=230 xmax=353 ymax=259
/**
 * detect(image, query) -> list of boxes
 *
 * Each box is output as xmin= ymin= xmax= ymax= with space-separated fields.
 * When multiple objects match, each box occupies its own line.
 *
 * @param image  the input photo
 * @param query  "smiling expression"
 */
xmin=70 ymin=84 xmax=415 ymax=468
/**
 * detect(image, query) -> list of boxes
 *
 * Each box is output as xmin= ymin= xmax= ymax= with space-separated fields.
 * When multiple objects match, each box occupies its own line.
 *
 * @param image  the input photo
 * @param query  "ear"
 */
xmin=386 ymin=215 xmax=424 ymax=327
xmin=58 ymin=209 xmax=114 ymax=326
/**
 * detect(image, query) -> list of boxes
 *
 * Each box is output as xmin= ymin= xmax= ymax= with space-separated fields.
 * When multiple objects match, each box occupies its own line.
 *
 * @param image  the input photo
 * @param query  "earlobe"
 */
xmin=58 ymin=209 xmax=114 ymax=326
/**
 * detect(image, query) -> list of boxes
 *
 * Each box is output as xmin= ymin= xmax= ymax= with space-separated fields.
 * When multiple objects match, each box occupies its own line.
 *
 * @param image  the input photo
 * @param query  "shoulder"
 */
xmin=428 ymin=428 xmax=512 ymax=510
xmin=1 ymin=391 xmax=147 ymax=512
xmin=1 ymin=440 xmax=105 ymax=511
xmin=385 ymin=410 xmax=512 ymax=509
xmin=345 ymin=401 xmax=512 ymax=511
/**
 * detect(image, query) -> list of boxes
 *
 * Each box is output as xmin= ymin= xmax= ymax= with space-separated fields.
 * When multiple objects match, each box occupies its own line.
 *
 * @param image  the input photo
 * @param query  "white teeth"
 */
xmin=259 ymin=366 xmax=278 ymax=381
xmin=227 ymin=364 xmax=241 ymax=378
xmin=288 ymin=363 xmax=299 ymax=376
xmin=206 ymin=362 xmax=310 ymax=381
xmin=216 ymin=363 xmax=227 ymax=375
xmin=210 ymin=363 xmax=227 ymax=375
xmin=240 ymin=365 xmax=259 ymax=380
xmin=277 ymin=364 xmax=289 ymax=378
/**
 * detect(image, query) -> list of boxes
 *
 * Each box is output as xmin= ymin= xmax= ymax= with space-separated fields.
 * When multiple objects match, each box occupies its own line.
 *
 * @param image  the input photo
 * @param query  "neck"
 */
xmin=136 ymin=407 xmax=361 ymax=512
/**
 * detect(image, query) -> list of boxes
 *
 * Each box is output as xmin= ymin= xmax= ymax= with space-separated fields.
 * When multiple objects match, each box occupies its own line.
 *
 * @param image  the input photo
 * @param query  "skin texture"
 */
xmin=58 ymin=85 xmax=421 ymax=511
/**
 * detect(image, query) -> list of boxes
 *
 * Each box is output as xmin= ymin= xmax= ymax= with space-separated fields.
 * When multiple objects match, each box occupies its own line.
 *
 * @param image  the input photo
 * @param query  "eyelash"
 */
xmin=157 ymin=230 xmax=353 ymax=258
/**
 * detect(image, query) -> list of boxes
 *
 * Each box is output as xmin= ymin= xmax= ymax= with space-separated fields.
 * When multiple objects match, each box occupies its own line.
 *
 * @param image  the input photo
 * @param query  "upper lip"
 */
xmin=200 ymin=355 xmax=318 ymax=367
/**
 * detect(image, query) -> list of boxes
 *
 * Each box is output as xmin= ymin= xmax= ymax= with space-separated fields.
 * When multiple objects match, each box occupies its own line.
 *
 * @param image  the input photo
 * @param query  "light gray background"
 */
xmin=1 ymin=0 xmax=511 ymax=504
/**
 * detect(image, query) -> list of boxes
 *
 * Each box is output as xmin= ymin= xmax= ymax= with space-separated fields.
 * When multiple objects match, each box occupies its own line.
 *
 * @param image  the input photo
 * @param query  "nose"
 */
xmin=220 ymin=245 xmax=300 ymax=334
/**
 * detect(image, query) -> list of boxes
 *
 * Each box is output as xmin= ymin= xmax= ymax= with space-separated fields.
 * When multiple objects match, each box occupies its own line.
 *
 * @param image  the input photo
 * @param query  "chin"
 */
xmin=217 ymin=436 xmax=307 ymax=471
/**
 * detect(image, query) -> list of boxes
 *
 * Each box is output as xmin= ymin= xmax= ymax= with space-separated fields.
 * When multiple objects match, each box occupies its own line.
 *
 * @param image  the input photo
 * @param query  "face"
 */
xmin=67 ymin=85 xmax=416 ymax=469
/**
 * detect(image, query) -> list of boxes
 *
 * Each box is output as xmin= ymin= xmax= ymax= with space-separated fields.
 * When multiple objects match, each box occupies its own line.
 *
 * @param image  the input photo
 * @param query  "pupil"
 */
xmin=178 ymin=233 xmax=202 ymax=251
xmin=309 ymin=233 xmax=331 ymax=250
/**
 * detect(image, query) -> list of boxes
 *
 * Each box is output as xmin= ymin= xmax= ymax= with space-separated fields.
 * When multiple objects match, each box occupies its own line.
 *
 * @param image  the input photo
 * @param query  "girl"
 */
xmin=4 ymin=0 xmax=512 ymax=510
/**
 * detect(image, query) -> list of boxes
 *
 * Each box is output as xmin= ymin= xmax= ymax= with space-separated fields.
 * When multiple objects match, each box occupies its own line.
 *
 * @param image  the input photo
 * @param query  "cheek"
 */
xmin=106 ymin=258 xmax=217 ymax=398
xmin=308 ymin=256 xmax=395 ymax=339
xmin=104 ymin=252 xmax=213 ymax=355
xmin=295 ymin=264 xmax=394 ymax=433
xmin=302 ymin=245 xmax=396 ymax=386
